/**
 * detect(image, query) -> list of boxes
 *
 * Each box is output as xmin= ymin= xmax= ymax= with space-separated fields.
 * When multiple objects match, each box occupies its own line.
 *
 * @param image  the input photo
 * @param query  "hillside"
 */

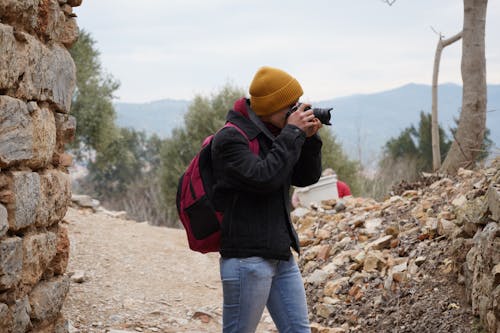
xmin=114 ymin=83 xmax=500 ymax=164
xmin=62 ymin=161 xmax=500 ymax=332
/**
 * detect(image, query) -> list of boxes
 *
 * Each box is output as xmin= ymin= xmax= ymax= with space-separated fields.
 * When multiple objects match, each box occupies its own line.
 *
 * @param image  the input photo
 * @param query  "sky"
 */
xmin=74 ymin=0 xmax=500 ymax=103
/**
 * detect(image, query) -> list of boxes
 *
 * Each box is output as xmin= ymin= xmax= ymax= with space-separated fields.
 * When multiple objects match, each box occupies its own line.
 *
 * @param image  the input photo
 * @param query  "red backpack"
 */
xmin=176 ymin=122 xmax=259 ymax=253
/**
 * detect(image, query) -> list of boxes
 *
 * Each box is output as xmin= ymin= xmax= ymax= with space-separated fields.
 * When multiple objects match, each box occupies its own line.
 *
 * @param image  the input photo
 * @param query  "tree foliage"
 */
xmin=383 ymin=111 xmax=452 ymax=173
xmin=366 ymin=110 xmax=492 ymax=201
xmin=69 ymin=29 xmax=120 ymax=159
xmin=81 ymin=126 xmax=165 ymax=223
xmin=382 ymin=111 xmax=492 ymax=176
xmin=70 ymin=30 xmax=166 ymax=225
xmin=86 ymin=128 xmax=147 ymax=197
xmin=320 ymin=127 xmax=360 ymax=195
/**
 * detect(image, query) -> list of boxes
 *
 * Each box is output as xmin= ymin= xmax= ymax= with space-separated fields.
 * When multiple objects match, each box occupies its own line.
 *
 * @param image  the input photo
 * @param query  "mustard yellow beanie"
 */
xmin=249 ymin=66 xmax=303 ymax=116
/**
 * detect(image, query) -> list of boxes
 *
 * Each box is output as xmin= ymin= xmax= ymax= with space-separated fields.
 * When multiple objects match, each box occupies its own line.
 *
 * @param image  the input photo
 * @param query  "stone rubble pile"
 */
xmin=70 ymin=194 xmax=129 ymax=220
xmin=294 ymin=160 xmax=499 ymax=333
xmin=0 ymin=0 xmax=82 ymax=332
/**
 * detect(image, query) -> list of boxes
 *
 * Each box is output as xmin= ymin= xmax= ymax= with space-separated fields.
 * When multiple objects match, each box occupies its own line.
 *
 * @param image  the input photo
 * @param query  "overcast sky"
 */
xmin=74 ymin=0 xmax=500 ymax=103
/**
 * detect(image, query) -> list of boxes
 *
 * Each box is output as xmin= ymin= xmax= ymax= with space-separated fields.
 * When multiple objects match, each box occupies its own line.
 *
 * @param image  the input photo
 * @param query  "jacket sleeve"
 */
xmin=212 ymin=125 xmax=306 ymax=193
xmin=291 ymin=133 xmax=323 ymax=187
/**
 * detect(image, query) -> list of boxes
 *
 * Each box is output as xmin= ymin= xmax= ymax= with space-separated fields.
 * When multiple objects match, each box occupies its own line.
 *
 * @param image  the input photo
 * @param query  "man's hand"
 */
xmin=286 ymin=103 xmax=322 ymax=137
xmin=303 ymin=118 xmax=322 ymax=137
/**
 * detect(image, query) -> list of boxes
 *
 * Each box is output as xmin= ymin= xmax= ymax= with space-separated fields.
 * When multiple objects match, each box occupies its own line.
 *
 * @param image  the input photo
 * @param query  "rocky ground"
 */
xmin=62 ymin=162 xmax=499 ymax=333
xmin=294 ymin=164 xmax=499 ymax=332
xmin=61 ymin=207 xmax=276 ymax=333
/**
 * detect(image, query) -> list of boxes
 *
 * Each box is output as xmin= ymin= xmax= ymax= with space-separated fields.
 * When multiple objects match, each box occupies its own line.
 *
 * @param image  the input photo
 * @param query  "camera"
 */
xmin=286 ymin=103 xmax=333 ymax=126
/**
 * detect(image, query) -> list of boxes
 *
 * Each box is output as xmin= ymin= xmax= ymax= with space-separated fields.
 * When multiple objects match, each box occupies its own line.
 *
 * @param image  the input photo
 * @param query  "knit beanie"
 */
xmin=249 ymin=66 xmax=303 ymax=116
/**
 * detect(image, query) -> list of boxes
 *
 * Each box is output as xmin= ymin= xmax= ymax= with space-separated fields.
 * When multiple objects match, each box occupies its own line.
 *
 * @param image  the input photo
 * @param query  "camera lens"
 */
xmin=285 ymin=103 xmax=333 ymax=126
xmin=312 ymin=108 xmax=332 ymax=125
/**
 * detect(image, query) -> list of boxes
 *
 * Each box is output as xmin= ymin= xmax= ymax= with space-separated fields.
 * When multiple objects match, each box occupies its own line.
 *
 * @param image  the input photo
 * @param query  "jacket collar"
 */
xmin=226 ymin=99 xmax=275 ymax=142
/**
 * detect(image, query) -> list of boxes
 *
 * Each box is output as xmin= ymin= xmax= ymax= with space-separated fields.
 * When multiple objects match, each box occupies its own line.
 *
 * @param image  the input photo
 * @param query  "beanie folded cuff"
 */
xmin=251 ymin=78 xmax=303 ymax=116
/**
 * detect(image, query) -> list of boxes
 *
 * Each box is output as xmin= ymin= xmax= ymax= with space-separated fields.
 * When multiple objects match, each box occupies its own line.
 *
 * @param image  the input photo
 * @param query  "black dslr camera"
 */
xmin=286 ymin=103 xmax=333 ymax=126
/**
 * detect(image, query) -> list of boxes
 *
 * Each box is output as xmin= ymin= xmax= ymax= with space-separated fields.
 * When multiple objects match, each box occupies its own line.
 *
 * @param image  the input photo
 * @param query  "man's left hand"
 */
xmin=304 ymin=118 xmax=322 ymax=137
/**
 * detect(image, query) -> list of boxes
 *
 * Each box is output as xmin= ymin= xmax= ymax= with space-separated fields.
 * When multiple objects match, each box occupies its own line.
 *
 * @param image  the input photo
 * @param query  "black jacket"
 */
xmin=211 ymin=103 xmax=322 ymax=260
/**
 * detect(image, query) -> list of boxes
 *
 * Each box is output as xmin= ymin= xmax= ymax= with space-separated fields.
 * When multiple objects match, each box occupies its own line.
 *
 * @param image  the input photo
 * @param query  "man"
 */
xmin=211 ymin=66 xmax=322 ymax=332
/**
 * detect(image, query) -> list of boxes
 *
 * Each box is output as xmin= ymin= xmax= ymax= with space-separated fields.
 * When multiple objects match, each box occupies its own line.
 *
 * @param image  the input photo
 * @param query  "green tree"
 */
xmin=69 ymin=29 xmax=120 ymax=159
xmin=364 ymin=111 xmax=492 ymax=200
xmin=85 ymin=128 xmax=145 ymax=198
xmin=69 ymin=30 xmax=167 ymax=225
xmin=383 ymin=111 xmax=492 ymax=174
xmin=385 ymin=127 xmax=419 ymax=160
xmin=83 ymin=128 xmax=167 ymax=224
xmin=363 ymin=112 xmax=453 ymax=200
xmin=383 ymin=111 xmax=452 ymax=173
xmin=320 ymin=127 xmax=360 ymax=195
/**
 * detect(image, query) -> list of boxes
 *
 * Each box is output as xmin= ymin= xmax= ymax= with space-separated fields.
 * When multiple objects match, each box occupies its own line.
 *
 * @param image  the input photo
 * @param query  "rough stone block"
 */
xmin=29 ymin=275 xmax=69 ymax=323
xmin=0 ymin=23 xmax=26 ymax=92
xmin=53 ymin=113 xmax=76 ymax=167
xmin=22 ymin=232 xmax=57 ymax=286
xmin=56 ymin=153 xmax=73 ymax=167
xmin=30 ymin=313 xmax=68 ymax=333
xmin=27 ymin=104 xmax=56 ymax=169
xmin=0 ymin=0 xmax=79 ymax=47
xmin=6 ymin=171 xmax=40 ymax=231
xmin=487 ymin=184 xmax=500 ymax=222
xmin=58 ymin=16 xmax=78 ymax=47
xmin=0 ymin=302 xmax=9 ymax=331
xmin=0 ymin=0 xmax=39 ymax=34
xmin=437 ymin=218 xmax=459 ymax=237
xmin=67 ymin=0 xmax=82 ymax=6
xmin=0 ymin=96 xmax=33 ymax=168
xmin=20 ymin=39 xmax=76 ymax=113
xmin=466 ymin=222 xmax=500 ymax=331
xmin=0 ymin=23 xmax=76 ymax=112
xmin=45 ymin=225 xmax=69 ymax=277
xmin=0 ymin=296 xmax=32 ymax=333
xmin=12 ymin=296 xmax=32 ymax=333
xmin=37 ymin=0 xmax=66 ymax=40
xmin=0 ymin=204 xmax=7 ymax=237
xmin=0 ymin=237 xmax=22 ymax=291
xmin=35 ymin=169 xmax=70 ymax=227
xmin=0 ymin=97 xmax=57 ymax=169
xmin=54 ymin=113 xmax=76 ymax=148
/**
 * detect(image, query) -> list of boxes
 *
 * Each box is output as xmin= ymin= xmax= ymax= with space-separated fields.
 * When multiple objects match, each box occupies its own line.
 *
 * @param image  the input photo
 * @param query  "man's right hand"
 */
xmin=286 ymin=103 xmax=318 ymax=135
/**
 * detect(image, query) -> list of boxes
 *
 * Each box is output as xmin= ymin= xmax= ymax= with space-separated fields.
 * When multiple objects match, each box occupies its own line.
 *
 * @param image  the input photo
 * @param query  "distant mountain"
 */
xmin=316 ymin=83 xmax=500 ymax=163
xmin=114 ymin=99 xmax=189 ymax=137
xmin=114 ymin=83 xmax=500 ymax=164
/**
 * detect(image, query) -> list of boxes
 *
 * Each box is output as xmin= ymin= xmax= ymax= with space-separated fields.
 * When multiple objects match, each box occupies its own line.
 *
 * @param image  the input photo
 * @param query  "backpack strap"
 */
xmin=224 ymin=122 xmax=260 ymax=155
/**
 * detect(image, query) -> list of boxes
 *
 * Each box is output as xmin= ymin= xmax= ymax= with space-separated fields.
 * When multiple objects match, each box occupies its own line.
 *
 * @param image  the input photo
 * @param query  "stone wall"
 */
xmin=461 ymin=166 xmax=500 ymax=333
xmin=0 ymin=0 xmax=80 ymax=332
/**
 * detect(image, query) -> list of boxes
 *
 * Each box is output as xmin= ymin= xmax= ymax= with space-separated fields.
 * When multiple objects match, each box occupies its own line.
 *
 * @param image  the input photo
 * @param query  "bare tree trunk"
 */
xmin=431 ymin=31 xmax=462 ymax=171
xmin=441 ymin=0 xmax=488 ymax=174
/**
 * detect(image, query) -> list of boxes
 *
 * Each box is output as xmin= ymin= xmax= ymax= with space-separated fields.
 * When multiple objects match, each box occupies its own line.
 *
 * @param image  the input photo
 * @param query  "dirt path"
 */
xmin=62 ymin=208 xmax=275 ymax=333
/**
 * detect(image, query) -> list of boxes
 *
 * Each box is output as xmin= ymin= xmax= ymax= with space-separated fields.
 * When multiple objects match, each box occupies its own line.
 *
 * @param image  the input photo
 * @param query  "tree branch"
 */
xmin=441 ymin=31 xmax=463 ymax=47
xmin=431 ymin=30 xmax=462 ymax=171
xmin=382 ymin=0 xmax=397 ymax=6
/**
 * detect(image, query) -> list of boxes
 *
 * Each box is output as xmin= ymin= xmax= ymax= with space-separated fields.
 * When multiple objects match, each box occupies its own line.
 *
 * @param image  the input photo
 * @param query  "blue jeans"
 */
xmin=220 ymin=255 xmax=311 ymax=333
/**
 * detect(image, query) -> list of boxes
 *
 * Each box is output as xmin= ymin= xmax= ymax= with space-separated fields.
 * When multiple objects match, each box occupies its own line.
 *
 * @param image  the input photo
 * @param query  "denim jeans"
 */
xmin=220 ymin=255 xmax=311 ymax=333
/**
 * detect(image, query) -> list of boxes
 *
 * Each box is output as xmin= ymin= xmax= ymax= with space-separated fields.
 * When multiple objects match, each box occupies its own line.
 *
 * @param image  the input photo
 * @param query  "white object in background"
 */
xmin=294 ymin=175 xmax=338 ymax=207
